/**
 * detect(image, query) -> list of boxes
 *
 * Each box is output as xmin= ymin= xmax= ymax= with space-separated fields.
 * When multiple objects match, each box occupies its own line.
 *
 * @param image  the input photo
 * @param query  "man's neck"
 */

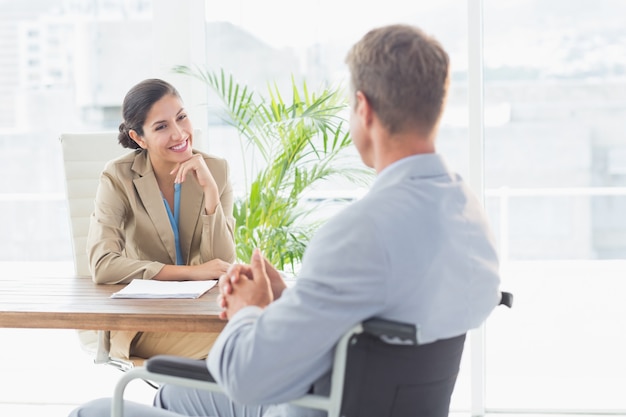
xmin=373 ymin=132 xmax=435 ymax=173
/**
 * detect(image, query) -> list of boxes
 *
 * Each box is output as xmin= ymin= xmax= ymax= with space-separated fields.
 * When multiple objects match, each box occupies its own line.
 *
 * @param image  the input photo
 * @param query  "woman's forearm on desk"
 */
xmin=154 ymin=260 xmax=231 ymax=281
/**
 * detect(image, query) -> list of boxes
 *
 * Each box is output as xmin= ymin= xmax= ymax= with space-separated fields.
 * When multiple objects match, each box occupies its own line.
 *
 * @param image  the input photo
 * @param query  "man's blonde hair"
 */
xmin=345 ymin=24 xmax=450 ymax=136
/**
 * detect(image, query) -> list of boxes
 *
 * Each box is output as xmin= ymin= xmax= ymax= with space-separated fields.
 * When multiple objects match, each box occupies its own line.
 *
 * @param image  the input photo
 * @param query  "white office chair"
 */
xmin=60 ymin=132 xmax=133 ymax=278
xmin=60 ymin=131 xmax=135 ymax=371
xmin=59 ymin=130 xmax=204 ymax=371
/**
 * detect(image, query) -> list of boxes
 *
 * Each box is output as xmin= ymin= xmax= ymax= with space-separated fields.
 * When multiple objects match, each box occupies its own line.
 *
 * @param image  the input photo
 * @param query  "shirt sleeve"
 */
xmin=207 ymin=208 xmax=388 ymax=405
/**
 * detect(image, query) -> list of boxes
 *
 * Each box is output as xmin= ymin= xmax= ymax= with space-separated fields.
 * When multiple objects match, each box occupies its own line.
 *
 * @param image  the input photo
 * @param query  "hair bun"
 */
xmin=117 ymin=122 xmax=140 ymax=149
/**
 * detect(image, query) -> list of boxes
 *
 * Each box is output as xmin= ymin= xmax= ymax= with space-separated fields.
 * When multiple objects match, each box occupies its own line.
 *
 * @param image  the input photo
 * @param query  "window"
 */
xmin=483 ymin=0 xmax=626 ymax=412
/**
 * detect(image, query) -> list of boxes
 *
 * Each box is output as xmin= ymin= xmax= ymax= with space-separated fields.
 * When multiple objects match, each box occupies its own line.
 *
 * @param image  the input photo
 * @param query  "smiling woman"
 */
xmin=86 ymin=78 xmax=236 ymax=362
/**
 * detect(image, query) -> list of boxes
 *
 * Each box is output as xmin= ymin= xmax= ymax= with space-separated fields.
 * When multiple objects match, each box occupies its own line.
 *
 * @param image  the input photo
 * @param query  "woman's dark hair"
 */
xmin=118 ymin=78 xmax=181 ymax=149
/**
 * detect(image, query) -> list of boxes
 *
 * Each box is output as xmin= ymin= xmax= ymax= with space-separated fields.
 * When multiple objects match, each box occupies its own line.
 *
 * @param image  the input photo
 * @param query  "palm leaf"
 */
xmin=174 ymin=65 xmax=373 ymax=271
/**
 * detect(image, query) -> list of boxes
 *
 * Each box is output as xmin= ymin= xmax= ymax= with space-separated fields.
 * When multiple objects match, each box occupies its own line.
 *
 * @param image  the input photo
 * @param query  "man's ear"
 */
xmin=129 ymin=129 xmax=147 ymax=149
xmin=355 ymin=91 xmax=374 ymax=127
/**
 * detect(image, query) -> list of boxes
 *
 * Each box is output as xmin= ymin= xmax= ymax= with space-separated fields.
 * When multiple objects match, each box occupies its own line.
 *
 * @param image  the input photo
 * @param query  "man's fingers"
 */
xmin=250 ymin=248 xmax=267 ymax=281
xmin=226 ymin=263 xmax=250 ymax=284
xmin=217 ymin=293 xmax=227 ymax=308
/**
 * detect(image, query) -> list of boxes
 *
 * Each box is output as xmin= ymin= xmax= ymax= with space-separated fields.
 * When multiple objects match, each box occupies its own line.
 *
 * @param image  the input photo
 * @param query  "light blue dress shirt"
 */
xmin=205 ymin=153 xmax=502 ymax=416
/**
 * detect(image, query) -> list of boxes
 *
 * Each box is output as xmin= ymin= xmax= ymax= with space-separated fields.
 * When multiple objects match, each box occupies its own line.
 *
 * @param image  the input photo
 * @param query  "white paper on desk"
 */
xmin=110 ymin=279 xmax=217 ymax=299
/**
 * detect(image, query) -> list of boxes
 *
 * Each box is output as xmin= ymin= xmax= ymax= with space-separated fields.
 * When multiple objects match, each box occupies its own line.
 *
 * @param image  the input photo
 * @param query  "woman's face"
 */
xmin=131 ymin=93 xmax=194 ymax=168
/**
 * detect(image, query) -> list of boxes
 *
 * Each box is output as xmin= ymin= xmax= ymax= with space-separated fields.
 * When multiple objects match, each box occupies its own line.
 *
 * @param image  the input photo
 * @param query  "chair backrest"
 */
xmin=60 ymin=132 xmax=132 ymax=277
xmin=339 ymin=330 xmax=466 ymax=417
xmin=59 ymin=130 xmax=205 ymax=277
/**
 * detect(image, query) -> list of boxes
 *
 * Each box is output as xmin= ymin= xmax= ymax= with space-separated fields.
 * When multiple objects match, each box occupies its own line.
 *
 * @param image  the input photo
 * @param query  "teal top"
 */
xmin=163 ymin=182 xmax=183 ymax=265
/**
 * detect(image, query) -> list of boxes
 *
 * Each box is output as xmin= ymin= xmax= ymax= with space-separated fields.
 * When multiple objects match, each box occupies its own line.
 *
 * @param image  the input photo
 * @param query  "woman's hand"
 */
xmin=154 ymin=259 xmax=231 ymax=282
xmin=170 ymin=154 xmax=215 ymax=188
xmin=170 ymin=154 xmax=220 ymax=214
xmin=190 ymin=258 xmax=231 ymax=280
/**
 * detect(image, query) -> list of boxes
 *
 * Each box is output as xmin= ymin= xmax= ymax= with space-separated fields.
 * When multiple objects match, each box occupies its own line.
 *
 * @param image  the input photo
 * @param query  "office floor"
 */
xmin=0 ymin=328 xmax=156 ymax=417
xmin=1 ymin=328 xmax=625 ymax=417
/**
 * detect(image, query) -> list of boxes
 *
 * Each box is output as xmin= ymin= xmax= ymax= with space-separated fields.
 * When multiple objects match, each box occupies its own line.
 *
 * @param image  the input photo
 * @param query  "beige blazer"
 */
xmin=87 ymin=149 xmax=236 ymax=285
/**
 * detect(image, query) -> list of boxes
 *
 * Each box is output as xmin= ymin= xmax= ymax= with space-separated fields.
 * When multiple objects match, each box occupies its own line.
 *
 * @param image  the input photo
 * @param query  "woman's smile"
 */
xmin=169 ymin=138 xmax=190 ymax=152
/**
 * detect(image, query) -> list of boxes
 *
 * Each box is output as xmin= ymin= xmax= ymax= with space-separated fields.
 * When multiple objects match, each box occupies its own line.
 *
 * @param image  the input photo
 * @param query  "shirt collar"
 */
xmin=373 ymin=153 xmax=452 ymax=189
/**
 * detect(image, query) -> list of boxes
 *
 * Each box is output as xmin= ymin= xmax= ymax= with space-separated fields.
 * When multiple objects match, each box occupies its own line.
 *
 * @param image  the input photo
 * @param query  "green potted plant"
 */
xmin=173 ymin=66 xmax=373 ymax=273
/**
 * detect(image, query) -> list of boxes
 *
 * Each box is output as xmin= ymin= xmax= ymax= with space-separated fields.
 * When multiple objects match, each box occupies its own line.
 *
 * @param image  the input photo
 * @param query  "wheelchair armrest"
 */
xmin=361 ymin=317 xmax=417 ymax=344
xmin=146 ymin=355 xmax=215 ymax=382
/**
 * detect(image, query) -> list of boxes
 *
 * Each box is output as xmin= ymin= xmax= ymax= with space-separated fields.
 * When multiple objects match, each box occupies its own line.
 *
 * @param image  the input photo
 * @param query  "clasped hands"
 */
xmin=217 ymin=248 xmax=287 ymax=320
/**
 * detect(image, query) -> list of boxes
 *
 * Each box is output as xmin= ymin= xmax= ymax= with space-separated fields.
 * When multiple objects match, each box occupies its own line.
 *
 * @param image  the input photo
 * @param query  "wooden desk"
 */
xmin=0 ymin=276 xmax=224 ymax=333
